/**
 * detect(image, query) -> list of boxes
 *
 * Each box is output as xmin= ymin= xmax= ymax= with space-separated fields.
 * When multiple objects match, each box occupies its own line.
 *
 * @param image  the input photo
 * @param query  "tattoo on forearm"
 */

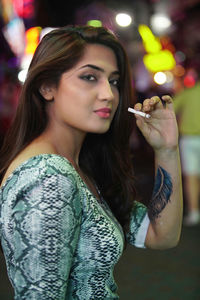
xmin=148 ymin=166 xmax=173 ymax=221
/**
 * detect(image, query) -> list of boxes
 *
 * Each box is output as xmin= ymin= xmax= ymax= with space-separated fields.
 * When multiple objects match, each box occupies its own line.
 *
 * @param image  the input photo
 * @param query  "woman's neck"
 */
xmin=35 ymin=123 xmax=86 ymax=168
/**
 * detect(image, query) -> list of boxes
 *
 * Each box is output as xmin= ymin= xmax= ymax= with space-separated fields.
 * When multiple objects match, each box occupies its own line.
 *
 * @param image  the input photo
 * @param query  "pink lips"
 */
xmin=94 ymin=107 xmax=111 ymax=118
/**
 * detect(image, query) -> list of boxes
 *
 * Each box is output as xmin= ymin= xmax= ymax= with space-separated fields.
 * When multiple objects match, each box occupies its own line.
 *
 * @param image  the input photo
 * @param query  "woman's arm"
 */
xmin=12 ymin=173 xmax=82 ymax=299
xmin=134 ymin=95 xmax=183 ymax=249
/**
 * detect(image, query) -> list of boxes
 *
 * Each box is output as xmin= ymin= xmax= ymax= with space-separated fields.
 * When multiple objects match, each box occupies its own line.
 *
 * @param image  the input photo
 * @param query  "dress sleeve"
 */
xmin=126 ymin=201 xmax=150 ymax=248
xmin=12 ymin=173 xmax=82 ymax=299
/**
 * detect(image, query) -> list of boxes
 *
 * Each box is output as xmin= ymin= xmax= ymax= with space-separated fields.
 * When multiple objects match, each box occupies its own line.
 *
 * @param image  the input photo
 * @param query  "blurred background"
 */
xmin=0 ymin=0 xmax=200 ymax=299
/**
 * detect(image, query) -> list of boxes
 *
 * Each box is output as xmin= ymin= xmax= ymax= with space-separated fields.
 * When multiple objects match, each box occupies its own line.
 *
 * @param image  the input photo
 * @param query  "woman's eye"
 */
xmin=110 ymin=79 xmax=119 ymax=87
xmin=81 ymin=74 xmax=96 ymax=81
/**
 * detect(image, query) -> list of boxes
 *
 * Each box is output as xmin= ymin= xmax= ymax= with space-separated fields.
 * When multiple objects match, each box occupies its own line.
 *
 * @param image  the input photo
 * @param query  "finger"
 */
xmin=161 ymin=95 xmax=174 ymax=110
xmin=143 ymin=96 xmax=162 ymax=112
xmin=143 ymin=99 xmax=150 ymax=106
xmin=149 ymin=96 xmax=163 ymax=109
xmin=134 ymin=103 xmax=142 ymax=110
xmin=136 ymin=117 xmax=149 ymax=137
xmin=143 ymin=99 xmax=152 ymax=112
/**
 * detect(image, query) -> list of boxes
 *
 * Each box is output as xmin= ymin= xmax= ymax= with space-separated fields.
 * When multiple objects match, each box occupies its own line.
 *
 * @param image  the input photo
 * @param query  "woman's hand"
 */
xmin=134 ymin=95 xmax=178 ymax=152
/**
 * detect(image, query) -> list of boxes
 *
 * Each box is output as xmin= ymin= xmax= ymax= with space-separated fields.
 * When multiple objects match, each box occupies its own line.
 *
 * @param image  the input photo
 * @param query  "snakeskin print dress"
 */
xmin=0 ymin=154 xmax=149 ymax=299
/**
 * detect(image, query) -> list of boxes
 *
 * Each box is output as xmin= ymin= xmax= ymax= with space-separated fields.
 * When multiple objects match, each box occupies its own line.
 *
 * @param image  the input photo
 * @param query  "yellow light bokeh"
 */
xmin=138 ymin=24 xmax=154 ymax=41
xmin=25 ymin=27 xmax=41 ymax=54
xmin=143 ymin=50 xmax=176 ymax=72
xmin=138 ymin=24 xmax=162 ymax=53
xmin=143 ymin=38 xmax=162 ymax=54
xmin=138 ymin=24 xmax=176 ymax=73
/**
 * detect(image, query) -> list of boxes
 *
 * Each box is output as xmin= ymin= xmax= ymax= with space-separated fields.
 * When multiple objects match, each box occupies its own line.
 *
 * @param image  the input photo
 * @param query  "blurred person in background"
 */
xmin=0 ymin=25 xmax=182 ymax=299
xmin=0 ymin=17 xmax=21 ymax=145
xmin=174 ymin=74 xmax=200 ymax=226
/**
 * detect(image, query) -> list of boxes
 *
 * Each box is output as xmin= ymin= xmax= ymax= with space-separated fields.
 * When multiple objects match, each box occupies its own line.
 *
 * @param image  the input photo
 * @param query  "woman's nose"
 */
xmin=98 ymin=80 xmax=114 ymax=102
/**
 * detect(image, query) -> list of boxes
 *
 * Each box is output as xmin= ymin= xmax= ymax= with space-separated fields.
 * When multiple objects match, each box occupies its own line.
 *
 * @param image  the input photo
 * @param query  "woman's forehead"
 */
xmin=72 ymin=44 xmax=119 ymax=72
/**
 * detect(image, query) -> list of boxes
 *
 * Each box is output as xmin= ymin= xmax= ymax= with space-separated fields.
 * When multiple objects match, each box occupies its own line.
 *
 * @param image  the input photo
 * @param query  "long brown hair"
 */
xmin=0 ymin=25 xmax=136 ymax=235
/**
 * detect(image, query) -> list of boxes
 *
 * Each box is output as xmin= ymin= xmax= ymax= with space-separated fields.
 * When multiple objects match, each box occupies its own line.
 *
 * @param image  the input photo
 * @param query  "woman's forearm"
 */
xmin=145 ymin=147 xmax=183 ymax=249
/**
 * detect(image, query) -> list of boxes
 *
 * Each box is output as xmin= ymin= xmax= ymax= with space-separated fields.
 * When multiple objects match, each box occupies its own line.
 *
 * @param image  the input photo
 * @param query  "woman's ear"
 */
xmin=39 ymin=85 xmax=54 ymax=101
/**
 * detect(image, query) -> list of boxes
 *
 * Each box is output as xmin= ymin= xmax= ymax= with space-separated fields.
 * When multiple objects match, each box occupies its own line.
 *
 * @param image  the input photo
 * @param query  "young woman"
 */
xmin=0 ymin=25 xmax=182 ymax=299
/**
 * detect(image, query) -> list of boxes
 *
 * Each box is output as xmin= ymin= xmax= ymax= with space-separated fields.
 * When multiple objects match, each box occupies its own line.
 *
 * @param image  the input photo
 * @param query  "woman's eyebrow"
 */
xmin=79 ymin=64 xmax=120 ymax=76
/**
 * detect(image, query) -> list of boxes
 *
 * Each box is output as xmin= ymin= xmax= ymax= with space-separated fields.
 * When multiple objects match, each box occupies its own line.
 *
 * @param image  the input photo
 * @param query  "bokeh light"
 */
xmin=115 ymin=13 xmax=132 ymax=27
xmin=175 ymin=51 xmax=186 ymax=63
xmin=18 ymin=69 xmax=27 ymax=83
xmin=150 ymin=13 xmax=172 ymax=34
xmin=173 ymin=65 xmax=185 ymax=77
xmin=183 ymin=75 xmax=196 ymax=88
xmin=154 ymin=72 xmax=167 ymax=85
xmin=138 ymin=24 xmax=162 ymax=53
xmin=87 ymin=20 xmax=102 ymax=27
xmin=25 ymin=27 xmax=41 ymax=55
xmin=143 ymin=50 xmax=176 ymax=73
xmin=165 ymin=71 xmax=174 ymax=83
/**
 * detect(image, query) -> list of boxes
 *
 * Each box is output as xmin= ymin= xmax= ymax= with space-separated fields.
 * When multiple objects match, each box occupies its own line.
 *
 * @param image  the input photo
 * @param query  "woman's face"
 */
xmin=45 ymin=44 xmax=120 ymax=135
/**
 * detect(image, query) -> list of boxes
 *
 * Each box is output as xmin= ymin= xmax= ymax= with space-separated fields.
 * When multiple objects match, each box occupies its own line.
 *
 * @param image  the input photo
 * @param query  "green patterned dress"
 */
xmin=0 ymin=154 xmax=149 ymax=299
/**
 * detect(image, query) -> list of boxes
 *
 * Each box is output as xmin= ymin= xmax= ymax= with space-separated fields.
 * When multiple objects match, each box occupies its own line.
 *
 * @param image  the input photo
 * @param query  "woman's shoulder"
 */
xmin=18 ymin=153 xmax=76 ymax=176
xmin=1 ymin=153 xmax=77 ymax=191
xmin=1 ymin=137 xmax=76 ymax=187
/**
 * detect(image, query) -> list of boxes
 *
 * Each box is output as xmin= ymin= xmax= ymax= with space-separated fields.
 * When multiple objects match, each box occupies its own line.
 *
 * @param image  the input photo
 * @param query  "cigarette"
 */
xmin=128 ymin=107 xmax=151 ymax=119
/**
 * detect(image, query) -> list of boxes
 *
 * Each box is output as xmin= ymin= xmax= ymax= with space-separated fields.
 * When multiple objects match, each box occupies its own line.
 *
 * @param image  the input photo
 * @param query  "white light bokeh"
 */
xmin=154 ymin=72 xmax=167 ymax=85
xmin=18 ymin=54 xmax=33 ymax=83
xmin=165 ymin=71 xmax=174 ymax=83
xmin=3 ymin=17 xmax=25 ymax=57
xmin=115 ymin=13 xmax=132 ymax=27
xmin=18 ymin=69 xmax=28 ymax=83
xmin=20 ymin=54 xmax=32 ymax=70
xmin=150 ymin=13 xmax=171 ymax=34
